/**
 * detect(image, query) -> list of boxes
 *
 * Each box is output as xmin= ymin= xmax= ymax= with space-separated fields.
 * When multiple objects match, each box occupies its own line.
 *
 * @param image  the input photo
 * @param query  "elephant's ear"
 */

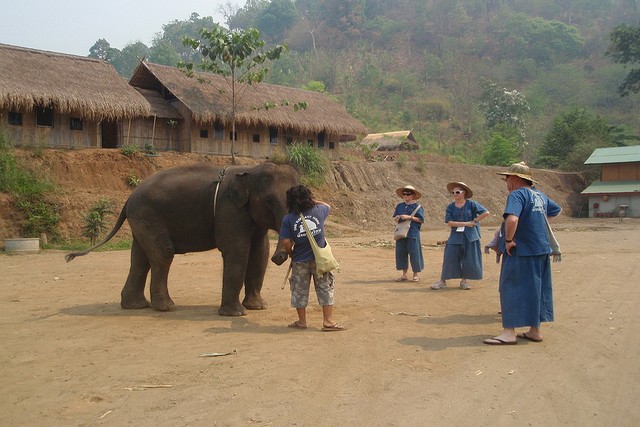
xmin=228 ymin=172 xmax=250 ymax=208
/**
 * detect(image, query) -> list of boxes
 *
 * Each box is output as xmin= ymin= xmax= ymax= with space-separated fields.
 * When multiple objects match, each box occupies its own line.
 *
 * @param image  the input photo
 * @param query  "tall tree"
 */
xmin=606 ymin=23 xmax=640 ymax=96
xmin=181 ymin=25 xmax=286 ymax=163
xmin=537 ymin=108 xmax=622 ymax=170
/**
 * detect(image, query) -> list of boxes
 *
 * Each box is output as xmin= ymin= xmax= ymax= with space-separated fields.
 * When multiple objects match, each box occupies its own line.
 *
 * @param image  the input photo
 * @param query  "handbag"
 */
xmin=299 ymin=213 xmax=340 ymax=274
xmin=394 ymin=204 xmax=421 ymax=240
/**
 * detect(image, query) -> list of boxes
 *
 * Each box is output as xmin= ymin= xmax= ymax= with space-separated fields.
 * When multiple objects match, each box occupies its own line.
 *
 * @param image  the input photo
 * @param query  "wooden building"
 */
xmin=581 ymin=145 xmax=640 ymax=218
xmin=128 ymin=61 xmax=367 ymax=159
xmin=1 ymin=44 xmax=367 ymax=159
xmin=361 ymin=130 xmax=419 ymax=151
xmin=0 ymin=43 xmax=176 ymax=149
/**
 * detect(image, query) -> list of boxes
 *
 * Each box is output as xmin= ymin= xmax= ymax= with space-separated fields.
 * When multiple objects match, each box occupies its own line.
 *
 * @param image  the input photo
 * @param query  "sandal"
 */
xmin=322 ymin=323 xmax=346 ymax=332
xmin=288 ymin=321 xmax=307 ymax=329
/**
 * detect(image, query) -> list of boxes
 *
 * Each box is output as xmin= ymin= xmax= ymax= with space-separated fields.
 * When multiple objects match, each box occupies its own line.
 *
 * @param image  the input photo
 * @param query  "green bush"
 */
xmin=1 ymin=133 xmax=60 ymax=238
xmin=285 ymin=143 xmax=328 ymax=186
xmin=120 ymin=145 xmax=138 ymax=157
xmin=82 ymin=198 xmax=114 ymax=244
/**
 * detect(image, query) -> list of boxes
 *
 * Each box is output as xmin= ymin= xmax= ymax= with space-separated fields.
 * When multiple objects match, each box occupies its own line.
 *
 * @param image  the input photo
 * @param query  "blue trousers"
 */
xmin=395 ymin=237 xmax=424 ymax=272
xmin=500 ymin=252 xmax=554 ymax=328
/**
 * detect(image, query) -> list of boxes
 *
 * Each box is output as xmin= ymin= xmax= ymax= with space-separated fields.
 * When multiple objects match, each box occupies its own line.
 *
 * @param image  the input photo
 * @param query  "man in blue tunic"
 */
xmin=484 ymin=162 xmax=561 ymax=345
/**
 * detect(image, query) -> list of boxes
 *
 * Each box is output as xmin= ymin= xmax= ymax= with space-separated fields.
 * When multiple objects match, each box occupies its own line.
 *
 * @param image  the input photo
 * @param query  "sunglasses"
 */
xmin=402 ymin=192 xmax=414 ymax=196
xmin=451 ymin=190 xmax=465 ymax=194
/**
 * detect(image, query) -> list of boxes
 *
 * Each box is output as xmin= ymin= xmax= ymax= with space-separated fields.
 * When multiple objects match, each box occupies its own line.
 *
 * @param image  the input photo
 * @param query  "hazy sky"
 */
xmin=0 ymin=0 xmax=239 ymax=56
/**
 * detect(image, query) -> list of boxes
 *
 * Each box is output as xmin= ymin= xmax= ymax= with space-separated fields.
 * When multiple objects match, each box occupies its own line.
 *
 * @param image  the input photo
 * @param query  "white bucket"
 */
xmin=4 ymin=238 xmax=40 ymax=253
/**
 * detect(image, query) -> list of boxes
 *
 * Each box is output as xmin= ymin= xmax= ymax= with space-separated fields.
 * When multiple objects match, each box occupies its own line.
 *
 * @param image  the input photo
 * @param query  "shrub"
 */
xmin=285 ymin=143 xmax=328 ymax=186
xmin=82 ymin=198 xmax=114 ymax=245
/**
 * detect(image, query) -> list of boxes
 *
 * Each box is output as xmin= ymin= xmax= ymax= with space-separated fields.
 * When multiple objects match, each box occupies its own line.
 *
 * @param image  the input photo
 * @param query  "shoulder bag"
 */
xmin=299 ymin=213 xmax=340 ymax=274
xmin=394 ymin=204 xmax=422 ymax=240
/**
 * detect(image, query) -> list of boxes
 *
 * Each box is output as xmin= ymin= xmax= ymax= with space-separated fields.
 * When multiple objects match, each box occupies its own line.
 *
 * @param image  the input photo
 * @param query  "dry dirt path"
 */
xmin=1 ymin=218 xmax=639 ymax=426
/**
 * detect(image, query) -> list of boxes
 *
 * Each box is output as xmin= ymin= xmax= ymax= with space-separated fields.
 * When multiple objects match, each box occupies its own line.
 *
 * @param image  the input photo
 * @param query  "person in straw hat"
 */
xmin=393 ymin=185 xmax=425 ymax=282
xmin=483 ymin=162 xmax=561 ymax=345
xmin=431 ymin=182 xmax=490 ymax=290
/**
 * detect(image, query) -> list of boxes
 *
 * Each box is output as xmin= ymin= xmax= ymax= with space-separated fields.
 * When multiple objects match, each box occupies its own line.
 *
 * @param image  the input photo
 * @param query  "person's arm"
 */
xmin=281 ymin=239 xmax=294 ymax=257
xmin=503 ymin=214 xmax=519 ymax=255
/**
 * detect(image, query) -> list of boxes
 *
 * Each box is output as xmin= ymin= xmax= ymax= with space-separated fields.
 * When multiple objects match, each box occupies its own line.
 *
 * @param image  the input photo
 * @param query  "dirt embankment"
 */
xmin=0 ymin=148 xmax=586 ymax=242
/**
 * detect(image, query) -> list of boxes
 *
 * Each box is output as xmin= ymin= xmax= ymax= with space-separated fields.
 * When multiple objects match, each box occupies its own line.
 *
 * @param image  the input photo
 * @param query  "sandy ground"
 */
xmin=1 ymin=218 xmax=639 ymax=426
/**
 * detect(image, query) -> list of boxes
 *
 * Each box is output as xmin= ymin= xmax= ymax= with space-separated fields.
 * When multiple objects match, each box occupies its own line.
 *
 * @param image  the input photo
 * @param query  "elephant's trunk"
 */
xmin=271 ymin=237 xmax=288 ymax=265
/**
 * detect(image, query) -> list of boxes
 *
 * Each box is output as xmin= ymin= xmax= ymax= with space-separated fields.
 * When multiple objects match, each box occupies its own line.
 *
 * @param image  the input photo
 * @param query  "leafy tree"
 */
xmin=88 ymin=38 xmax=119 ymax=61
xmin=483 ymin=133 xmax=518 ymax=166
xmin=489 ymin=11 xmax=584 ymax=67
xmin=112 ymin=42 xmax=150 ymax=78
xmin=149 ymin=13 xmax=217 ymax=66
xmin=255 ymin=0 xmax=297 ymax=43
xmin=479 ymin=80 xmax=530 ymax=130
xmin=181 ymin=25 xmax=287 ymax=163
xmin=606 ymin=23 xmax=640 ymax=96
xmin=537 ymin=108 xmax=623 ymax=170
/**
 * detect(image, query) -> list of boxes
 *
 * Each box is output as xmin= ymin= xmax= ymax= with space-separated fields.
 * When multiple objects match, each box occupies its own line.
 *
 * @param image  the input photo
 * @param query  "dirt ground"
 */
xmin=2 ymin=217 xmax=639 ymax=426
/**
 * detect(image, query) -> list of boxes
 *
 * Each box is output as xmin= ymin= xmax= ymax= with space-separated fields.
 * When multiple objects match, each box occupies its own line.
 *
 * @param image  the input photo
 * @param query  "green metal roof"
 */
xmin=584 ymin=145 xmax=640 ymax=164
xmin=580 ymin=180 xmax=640 ymax=195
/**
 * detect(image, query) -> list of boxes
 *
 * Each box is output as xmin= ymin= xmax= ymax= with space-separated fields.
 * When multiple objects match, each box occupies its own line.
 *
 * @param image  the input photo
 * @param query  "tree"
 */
xmin=537 ymin=108 xmax=623 ymax=170
xmin=88 ymin=38 xmax=118 ymax=61
xmin=181 ymin=25 xmax=287 ymax=162
xmin=479 ymin=80 xmax=530 ymax=130
xmin=483 ymin=133 xmax=518 ymax=166
xmin=606 ymin=23 xmax=640 ymax=97
xmin=149 ymin=13 xmax=217 ymax=66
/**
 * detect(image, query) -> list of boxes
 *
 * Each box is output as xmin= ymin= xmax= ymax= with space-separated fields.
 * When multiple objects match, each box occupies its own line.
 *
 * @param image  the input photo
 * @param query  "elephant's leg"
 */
xmin=149 ymin=259 xmax=175 ymax=311
xmin=243 ymin=234 xmax=269 ymax=310
xmin=121 ymin=239 xmax=151 ymax=309
xmin=140 ymin=230 xmax=176 ymax=312
xmin=218 ymin=248 xmax=250 ymax=316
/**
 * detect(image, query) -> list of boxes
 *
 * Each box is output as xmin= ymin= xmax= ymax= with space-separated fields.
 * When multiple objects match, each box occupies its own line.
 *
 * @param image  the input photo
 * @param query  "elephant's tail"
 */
xmin=64 ymin=202 xmax=128 ymax=262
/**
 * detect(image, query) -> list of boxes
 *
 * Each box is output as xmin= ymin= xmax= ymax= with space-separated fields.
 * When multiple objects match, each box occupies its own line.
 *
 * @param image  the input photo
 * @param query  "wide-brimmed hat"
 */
xmin=446 ymin=182 xmax=473 ymax=199
xmin=396 ymin=185 xmax=422 ymax=199
xmin=496 ymin=161 xmax=537 ymax=183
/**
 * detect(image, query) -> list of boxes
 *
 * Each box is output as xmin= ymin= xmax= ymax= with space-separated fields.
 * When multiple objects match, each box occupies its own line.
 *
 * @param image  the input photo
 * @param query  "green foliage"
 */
xmin=480 ymin=79 xmax=530 ymax=130
xmin=125 ymin=170 xmax=140 ymax=187
xmin=606 ymin=23 xmax=640 ymax=97
xmin=181 ymin=24 xmax=287 ymax=162
xmin=483 ymin=133 xmax=518 ymax=166
xmin=285 ymin=143 xmax=327 ymax=186
xmin=537 ymin=108 xmax=623 ymax=170
xmin=120 ymin=145 xmax=138 ymax=157
xmin=82 ymin=198 xmax=114 ymax=245
xmin=1 ymin=133 xmax=60 ymax=238
xmin=302 ymin=80 xmax=326 ymax=92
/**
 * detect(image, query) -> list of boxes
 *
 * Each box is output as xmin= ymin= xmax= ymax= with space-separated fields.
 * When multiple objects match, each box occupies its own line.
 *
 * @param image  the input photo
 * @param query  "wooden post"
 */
xmin=151 ymin=115 xmax=156 ymax=149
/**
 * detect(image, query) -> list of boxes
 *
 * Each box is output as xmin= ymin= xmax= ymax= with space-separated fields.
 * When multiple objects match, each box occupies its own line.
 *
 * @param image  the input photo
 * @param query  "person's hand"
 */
xmin=505 ymin=240 xmax=516 ymax=255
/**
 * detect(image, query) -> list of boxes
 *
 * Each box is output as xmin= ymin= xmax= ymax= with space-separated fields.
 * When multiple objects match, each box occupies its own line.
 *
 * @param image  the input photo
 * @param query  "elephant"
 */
xmin=65 ymin=162 xmax=299 ymax=316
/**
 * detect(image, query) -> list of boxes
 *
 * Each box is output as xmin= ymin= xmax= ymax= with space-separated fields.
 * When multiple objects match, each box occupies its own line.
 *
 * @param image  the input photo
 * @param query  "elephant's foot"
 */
xmin=218 ymin=301 xmax=247 ymax=316
xmin=150 ymin=296 xmax=175 ymax=312
xmin=121 ymin=296 xmax=150 ymax=309
xmin=242 ymin=294 xmax=268 ymax=310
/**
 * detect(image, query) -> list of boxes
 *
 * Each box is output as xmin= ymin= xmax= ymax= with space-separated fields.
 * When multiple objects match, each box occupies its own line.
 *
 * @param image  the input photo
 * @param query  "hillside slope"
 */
xmin=0 ymin=149 xmax=586 ymax=243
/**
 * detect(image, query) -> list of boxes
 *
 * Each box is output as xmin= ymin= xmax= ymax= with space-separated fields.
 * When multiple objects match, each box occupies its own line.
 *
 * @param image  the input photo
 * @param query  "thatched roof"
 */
xmin=134 ymin=88 xmax=182 ymax=120
xmin=0 ymin=43 xmax=150 ymax=120
xmin=362 ymin=130 xmax=419 ymax=151
xmin=129 ymin=61 xmax=367 ymax=137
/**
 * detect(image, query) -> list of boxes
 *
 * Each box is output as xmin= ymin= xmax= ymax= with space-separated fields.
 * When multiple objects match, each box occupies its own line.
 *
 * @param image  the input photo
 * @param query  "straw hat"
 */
xmin=446 ymin=182 xmax=473 ymax=199
xmin=396 ymin=185 xmax=422 ymax=199
xmin=496 ymin=161 xmax=537 ymax=183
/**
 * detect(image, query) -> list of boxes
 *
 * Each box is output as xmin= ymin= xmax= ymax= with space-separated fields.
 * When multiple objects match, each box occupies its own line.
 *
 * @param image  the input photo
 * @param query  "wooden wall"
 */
xmin=601 ymin=163 xmax=640 ymax=181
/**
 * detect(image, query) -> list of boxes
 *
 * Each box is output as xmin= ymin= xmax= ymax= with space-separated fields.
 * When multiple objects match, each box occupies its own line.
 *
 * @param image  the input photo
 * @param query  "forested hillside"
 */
xmin=89 ymin=0 xmax=640 ymax=171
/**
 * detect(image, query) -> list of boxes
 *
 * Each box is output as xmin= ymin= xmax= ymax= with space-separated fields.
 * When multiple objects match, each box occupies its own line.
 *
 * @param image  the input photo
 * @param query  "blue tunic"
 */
xmin=393 ymin=202 xmax=425 ymax=272
xmin=499 ymin=187 xmax=561 ymax=328
xmin=440 ymin=200 xmax=488 ymax=280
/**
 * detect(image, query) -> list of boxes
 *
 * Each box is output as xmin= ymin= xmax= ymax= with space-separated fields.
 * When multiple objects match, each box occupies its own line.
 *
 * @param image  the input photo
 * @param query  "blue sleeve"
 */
xmin=471 ymin=200 xmax=488 ymax=215
xmin=279 ymin=214 xmax=294 ymax=240
xmin=546 ymin=197 xmax=561 ymax=217
xmin=444 ymin=203 xmax=454 ymax=223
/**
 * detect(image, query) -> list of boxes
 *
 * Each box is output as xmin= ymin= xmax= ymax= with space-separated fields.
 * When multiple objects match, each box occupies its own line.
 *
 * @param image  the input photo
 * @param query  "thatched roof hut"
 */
xmin=0 ymin=43 xmax=150 ymax=120
xmin=362 ymin=130 xmax=419 ymax=151
xmin=129 ymin=61 xmax=367 ymax=139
